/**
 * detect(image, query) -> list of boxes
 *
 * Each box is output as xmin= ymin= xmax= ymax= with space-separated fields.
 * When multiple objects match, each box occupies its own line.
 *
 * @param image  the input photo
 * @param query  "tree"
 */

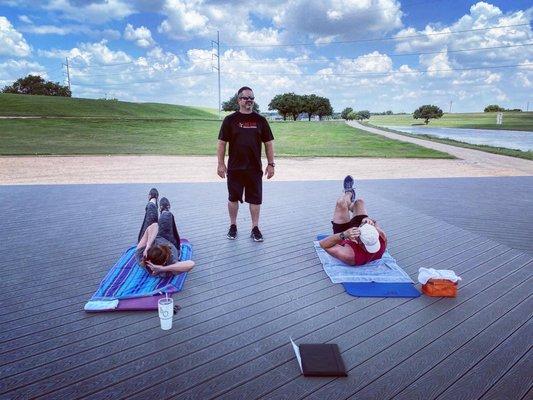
xmin=341 ymin=107 xmax=353 ymax=120
xmin=484 ymin=104 xmax=505 ymax=112
xmin=357 ymin=110 xmax=370 ymax=120
xmin=268 ymin=92 xmax=304 ymax=121
xmin=346 ymin=111 xmax=357 ymax=120
xmin=2 ymin=74 xmax=71 ymax=97
xmin=301 ymin=94 xmax=332 ymax=121
xmin=413 ymin=104 xmax=443 ymax=124
xmin=222 ymin=93 xmax=260 ymax=113
xmin=316 ymin=97 xmax=333 ymax=120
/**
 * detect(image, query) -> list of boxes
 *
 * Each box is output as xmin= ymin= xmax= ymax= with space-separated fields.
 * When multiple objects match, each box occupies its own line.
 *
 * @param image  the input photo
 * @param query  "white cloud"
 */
xmin=394 ymin=1 xmax=533 ymax=65
xmin=340 ymin=51 xmax=394 ymax=73
xmin=420 ymin=52 xmax=453 ymax=77
xmin=19 ymin=23 xmax=121 ymax=39
xmin=124 ymin=24 xmax=155 ymax=48
xmin=158 ymin=0 xmax=210 ymax=39
xmin=158 ymin=0 xmax=281 ymax=46
xmin=0 ymin=59 xmax=48 ymax=85
xmin=18 ymin=15 xmax=32 ymax=24
xmin=0 ymin=16 xmax=31 ymax=56
xmin=38 ymin=40 xmax=132 ymax=66
xmin=274 ymin=0 xmax=403 ymax=41
xmin=43 ymin=0 xmax=135 ymax=24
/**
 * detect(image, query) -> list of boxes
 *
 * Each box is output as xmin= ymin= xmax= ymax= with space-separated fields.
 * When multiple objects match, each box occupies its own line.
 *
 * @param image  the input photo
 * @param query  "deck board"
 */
xmin=0 ymin=177 xmax=532 ymax=400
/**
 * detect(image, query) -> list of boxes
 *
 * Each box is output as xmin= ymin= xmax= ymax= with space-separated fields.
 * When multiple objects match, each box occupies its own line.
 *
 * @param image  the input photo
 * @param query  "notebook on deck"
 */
xmin=291 ymin=338 xmax=347 ymax=377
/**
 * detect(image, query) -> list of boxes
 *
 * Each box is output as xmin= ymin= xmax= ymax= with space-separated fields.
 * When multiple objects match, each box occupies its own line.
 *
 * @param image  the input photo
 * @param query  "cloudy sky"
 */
xmin=0 ymin=0 xmax=531 ymax=112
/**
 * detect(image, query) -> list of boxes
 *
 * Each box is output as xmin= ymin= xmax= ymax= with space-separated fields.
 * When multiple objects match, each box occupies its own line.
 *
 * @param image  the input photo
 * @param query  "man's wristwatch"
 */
xmin=339 ymin=232 xmax=346 ymax=240
xmin=268 ymin=162 xmax=275 ymax=167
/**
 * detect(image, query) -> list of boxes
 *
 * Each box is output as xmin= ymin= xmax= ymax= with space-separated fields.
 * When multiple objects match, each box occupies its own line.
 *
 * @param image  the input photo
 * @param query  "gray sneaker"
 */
xmin=343 ymin=175 xmax=356 ymax=203
xmin=227 ymin=224 xmax=237 ymax=240
xmin=251 ymin=226 xmax=263 ymax=242
xmin=159 ymin=197 xmax=170 ymax=212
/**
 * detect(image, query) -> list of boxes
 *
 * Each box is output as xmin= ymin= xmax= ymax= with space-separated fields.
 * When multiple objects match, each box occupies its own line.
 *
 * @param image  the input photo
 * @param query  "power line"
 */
xmin=69 ymin=61 xmax=211 ymax=78
xmin=69 ymin=60 xmax=137 ymax=69
xmin=211 ymin=42 xmax=533 ymax=64
xmin=223 ymin=23 xmax=531 ymax=48
xmin=71 ymin=72 xmax=214 ymax=87
xmin=223 ymin=62 xmax=532 ymax=78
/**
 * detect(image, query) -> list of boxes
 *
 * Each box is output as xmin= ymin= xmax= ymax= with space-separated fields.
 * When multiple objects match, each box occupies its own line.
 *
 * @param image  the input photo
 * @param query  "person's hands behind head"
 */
xmin=344 ymin=227 xmax=360 ymax=242
xmin=146 ymin=261 xmax=163 ymax=275
xmin=361 ymin=217 xmax=375 ymax=226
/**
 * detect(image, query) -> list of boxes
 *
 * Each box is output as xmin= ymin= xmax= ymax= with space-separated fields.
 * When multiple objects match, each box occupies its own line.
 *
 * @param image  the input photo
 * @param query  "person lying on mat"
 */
xmin=319 ymin=176 xmax=387 ymax=266
xmin=135 ymin=189 xmax=195 ymax=276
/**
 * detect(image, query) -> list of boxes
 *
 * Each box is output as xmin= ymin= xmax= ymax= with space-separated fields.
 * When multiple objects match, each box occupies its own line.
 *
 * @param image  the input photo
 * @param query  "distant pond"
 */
xmin=382 ymin=125 xmax=533 ymax=152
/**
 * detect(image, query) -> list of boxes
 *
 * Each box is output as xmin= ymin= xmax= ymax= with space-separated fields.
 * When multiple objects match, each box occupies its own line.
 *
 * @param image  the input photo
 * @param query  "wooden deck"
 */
xmin=0 ymin=178 xmax=532 ymax=400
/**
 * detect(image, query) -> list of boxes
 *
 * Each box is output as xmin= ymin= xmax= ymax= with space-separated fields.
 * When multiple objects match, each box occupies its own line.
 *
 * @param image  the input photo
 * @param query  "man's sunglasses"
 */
xmin=239 ymin=96 xmax=255 ymax=101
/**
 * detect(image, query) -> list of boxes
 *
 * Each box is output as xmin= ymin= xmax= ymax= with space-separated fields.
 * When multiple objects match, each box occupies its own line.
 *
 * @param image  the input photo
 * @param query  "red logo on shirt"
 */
xmin=238 ymin=122 xmax=258 ymax=129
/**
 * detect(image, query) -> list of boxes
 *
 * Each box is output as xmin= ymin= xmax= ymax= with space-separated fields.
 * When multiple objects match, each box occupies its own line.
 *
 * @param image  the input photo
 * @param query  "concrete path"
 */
xmin=349 ymin=120 xmax=533 ymax=176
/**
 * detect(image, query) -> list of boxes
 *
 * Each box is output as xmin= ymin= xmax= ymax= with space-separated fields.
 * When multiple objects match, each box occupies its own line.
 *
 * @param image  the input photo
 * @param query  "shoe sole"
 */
xmin=343 ymin=176 xmax=354 ymax=191
xmin=251 ymin=236 xmax=263 ymax=242
xmin=227 ymin=235 xmax=237 ymax=240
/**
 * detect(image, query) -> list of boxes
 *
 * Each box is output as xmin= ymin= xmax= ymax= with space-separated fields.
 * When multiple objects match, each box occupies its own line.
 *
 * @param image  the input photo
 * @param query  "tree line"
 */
xmin=2 ymin=75 xmax=71 ymax=97
xmin=484 ymin=104 xmax=523 ymax=112
xmin=223 ymin=92 xmax=333 ymax=121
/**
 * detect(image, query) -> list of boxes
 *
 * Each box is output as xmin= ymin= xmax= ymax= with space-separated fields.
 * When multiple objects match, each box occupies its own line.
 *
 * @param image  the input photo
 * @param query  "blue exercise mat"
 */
xmin=315 ymin=234 xmax=420 ymax=298
xmin=342 ymin=282 xmax=420 ymax=298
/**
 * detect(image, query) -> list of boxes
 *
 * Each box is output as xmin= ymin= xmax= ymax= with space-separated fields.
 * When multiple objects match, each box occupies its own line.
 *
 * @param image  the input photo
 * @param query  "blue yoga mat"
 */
xmin=315 ymin=233 xmax=420 ymax=298
xmin=343 ymin=282 xmax=420 ymax=298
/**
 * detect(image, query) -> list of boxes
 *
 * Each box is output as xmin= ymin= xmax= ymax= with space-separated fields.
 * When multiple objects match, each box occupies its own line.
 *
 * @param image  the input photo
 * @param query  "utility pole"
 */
xmin=212 ymin=31 xmax=221 ymax=119
xmin=65 ymin=57 xmax=71 ymax=92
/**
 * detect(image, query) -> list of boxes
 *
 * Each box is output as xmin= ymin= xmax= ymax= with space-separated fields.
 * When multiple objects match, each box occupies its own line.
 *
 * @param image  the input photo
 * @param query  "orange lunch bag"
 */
xmin=421 ymin=279 xmax=458 ymax=297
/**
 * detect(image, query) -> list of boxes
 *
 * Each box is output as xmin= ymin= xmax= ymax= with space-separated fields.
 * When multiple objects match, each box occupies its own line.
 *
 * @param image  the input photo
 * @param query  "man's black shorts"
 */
xmin=227 ymin=169 xmax=263 ymax=204
xmin=331 ymin=214 xmax=369 ymax=234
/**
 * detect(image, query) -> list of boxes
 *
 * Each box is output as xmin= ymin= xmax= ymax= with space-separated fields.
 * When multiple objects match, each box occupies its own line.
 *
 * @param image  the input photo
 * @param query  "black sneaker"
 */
xmin=343 ymin=175 xmax=356 ymax=203
xmin=250 ymin=226 xmax=263 ymax=242
xmin=148 ymin=188 xmax=159 ymax=201
xmin=160 ymin=197 xmax=170 ymax=212
xmin=227 ymin=224 xmax=237 ymax=240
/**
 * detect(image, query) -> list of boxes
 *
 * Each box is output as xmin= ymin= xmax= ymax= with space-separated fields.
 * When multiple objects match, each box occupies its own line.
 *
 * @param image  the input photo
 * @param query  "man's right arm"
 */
xmin=217 ymin=140 xmax=227 ymax=178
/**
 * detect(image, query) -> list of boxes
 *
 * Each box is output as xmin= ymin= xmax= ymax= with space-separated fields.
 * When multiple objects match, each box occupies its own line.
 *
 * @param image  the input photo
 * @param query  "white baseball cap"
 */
xmin=359 ymin=224 xmax=380 ymax=253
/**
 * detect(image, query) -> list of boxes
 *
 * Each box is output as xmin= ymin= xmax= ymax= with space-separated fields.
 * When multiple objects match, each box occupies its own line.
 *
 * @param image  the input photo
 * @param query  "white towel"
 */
xmin=418 ymin=268 xmax=462 ymax=284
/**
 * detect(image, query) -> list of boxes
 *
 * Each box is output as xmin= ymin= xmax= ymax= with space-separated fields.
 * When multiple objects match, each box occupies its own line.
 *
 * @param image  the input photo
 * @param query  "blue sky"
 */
xmin=0 ymin=0 xmax=531 ymax=112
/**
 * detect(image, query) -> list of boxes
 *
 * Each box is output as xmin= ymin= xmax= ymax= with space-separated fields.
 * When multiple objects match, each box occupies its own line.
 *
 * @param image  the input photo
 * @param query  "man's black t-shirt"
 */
xmin=218 ymin=111 xmax=274 ymax=171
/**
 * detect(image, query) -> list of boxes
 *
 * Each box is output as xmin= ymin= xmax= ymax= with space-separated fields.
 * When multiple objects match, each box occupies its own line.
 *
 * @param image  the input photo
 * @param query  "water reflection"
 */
xmin=382 ymin=125 xmax=533 ymax=151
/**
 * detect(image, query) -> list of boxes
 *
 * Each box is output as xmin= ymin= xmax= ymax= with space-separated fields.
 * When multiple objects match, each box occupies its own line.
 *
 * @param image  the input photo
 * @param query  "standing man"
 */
xmin=217 ymin=86 xmax=275 ymax=242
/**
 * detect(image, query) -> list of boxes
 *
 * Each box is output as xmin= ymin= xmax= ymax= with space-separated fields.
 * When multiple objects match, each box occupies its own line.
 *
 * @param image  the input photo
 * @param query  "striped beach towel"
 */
xmin=84 ymin=241 xmax=192 ymax=311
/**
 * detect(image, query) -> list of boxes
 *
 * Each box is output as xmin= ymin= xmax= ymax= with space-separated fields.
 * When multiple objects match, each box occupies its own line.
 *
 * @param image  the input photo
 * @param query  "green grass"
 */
xmin=0 ymin=119 xmax=452 ymax=158
xmin=365 ymin=123 xmax=533 ymax=161
xmin=0 ymin=93 xmax=216 ymax=119
xmin=369 ymin=112 xmax=533 ymax=131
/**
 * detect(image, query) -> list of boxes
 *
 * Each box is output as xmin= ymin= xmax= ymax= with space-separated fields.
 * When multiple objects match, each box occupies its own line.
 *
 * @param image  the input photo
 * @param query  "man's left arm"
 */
xmin=264 ymin=140 xmax=275 ymax=179
xmin=261 ymin=118 xmax=275 ymax=179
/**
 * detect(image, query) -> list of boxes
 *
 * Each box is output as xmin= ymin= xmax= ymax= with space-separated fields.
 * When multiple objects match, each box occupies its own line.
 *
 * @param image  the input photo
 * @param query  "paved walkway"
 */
xmin=3 ymin=122 xmax=533 ymax=185
xmin=349 ymin=120 xmax=533 ymax=176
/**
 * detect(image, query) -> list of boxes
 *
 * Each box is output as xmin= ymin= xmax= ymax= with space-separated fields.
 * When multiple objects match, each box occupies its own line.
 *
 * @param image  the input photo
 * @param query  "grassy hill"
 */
xmin=0 ymin=93 xmax=216 ymax=119
xmin=0 ymin=94 xmax=452 ymax=158
xmin=369 ymin=112 xmax=533 ymax=131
